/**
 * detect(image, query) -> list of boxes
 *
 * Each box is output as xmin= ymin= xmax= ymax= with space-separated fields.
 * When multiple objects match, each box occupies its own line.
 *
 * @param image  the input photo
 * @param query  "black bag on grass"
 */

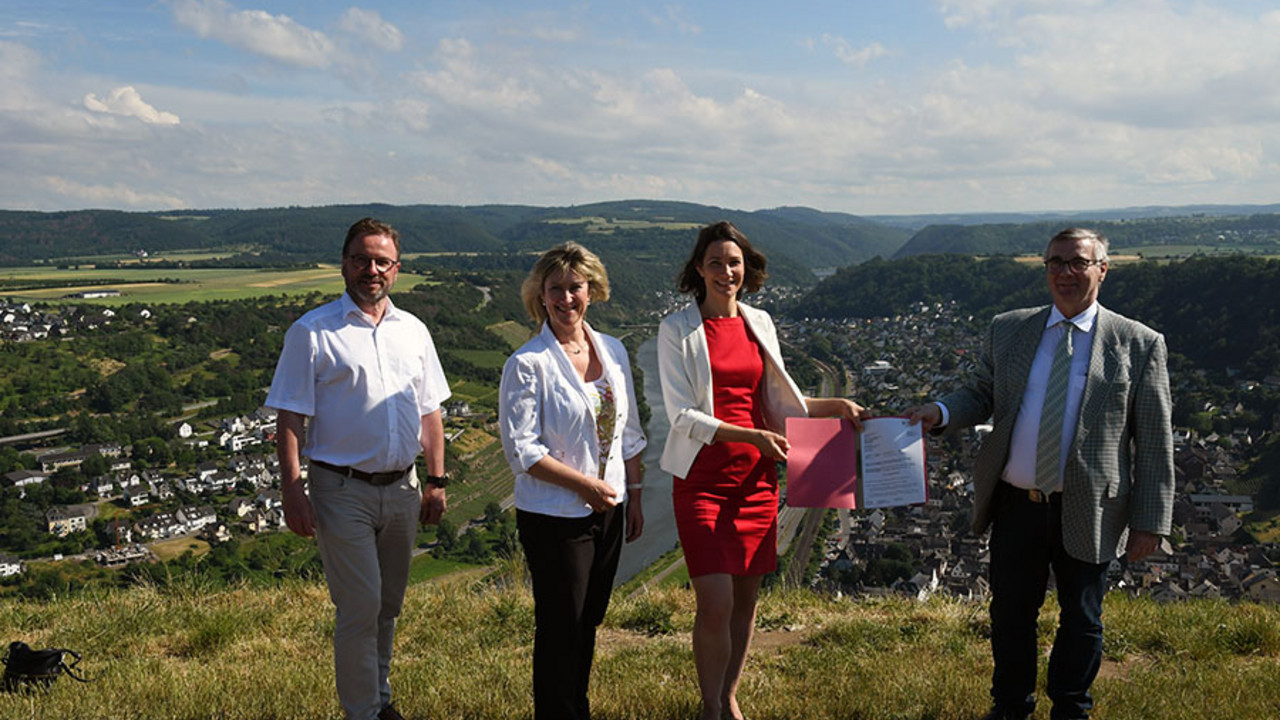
xmin=1 ymin=641 xmax=89 ymax=691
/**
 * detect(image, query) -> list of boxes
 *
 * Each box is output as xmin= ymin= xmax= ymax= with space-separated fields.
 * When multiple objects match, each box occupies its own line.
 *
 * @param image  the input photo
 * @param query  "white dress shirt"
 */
xmin=1000 ymin=302 xmax=1098 ymax=491
xmin=499 ymin=321 xmax=647 ymax=518
xmin=265 ymin=292 xmax=450 ymax=473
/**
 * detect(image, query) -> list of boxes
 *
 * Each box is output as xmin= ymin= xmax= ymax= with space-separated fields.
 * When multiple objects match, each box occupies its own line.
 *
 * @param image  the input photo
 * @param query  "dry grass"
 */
xmin=0 ymin=577 xmax=1277 ymax=720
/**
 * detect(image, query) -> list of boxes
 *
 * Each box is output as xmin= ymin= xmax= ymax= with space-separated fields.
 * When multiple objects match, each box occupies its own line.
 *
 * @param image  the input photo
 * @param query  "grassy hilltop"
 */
xmin=1 ymin=573 xmax=1278 ymax=720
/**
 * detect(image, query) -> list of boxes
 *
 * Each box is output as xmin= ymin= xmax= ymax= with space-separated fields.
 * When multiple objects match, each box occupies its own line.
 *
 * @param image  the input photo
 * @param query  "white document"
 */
xmin=858 ymin=416 xmax=927 ymax=509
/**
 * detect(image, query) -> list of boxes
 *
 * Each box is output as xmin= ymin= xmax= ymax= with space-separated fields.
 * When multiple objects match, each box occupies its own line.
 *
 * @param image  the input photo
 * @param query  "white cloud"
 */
xmin=337 ymin=8 xmax=403 ymax=52
xmin=822 ymin=35 xmax=889 ymax=68
xmin=0 ymin=41 xmax=43 ymax=109
xmin=408 ymin=38 xmax=540 ymax=111
xmin=41 ymin=176 xmax=188 ymax=209
xmin=528 ymin=25 xmax=580 ymax=43
xmin=169 ymin=0 xmax=334 ymax=69
xmin=643 ymin=5 xmax=702 ymax=36
xmin=391 ymin=99 xmax=431 ymax=133
xmin=84 ymin=86 xmax=180 ymax=126
xmin=661 ymin=5 xmax=702 ymax=36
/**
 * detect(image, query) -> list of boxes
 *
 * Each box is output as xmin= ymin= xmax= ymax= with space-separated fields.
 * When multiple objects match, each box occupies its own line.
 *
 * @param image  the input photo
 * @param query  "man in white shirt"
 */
xmin=911 ymin=228 xmax=1173 ymax=720
xmin=266 ymin=217 xmax=450 ymax=720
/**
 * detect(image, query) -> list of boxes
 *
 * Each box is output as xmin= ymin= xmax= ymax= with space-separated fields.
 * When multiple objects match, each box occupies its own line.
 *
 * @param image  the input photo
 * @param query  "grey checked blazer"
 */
xmin=941 ymin=304 xmax=1175 ymax=564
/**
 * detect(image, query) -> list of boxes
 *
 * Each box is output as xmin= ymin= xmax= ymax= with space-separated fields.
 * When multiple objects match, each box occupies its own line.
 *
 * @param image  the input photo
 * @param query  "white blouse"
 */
xmin=499 ymin=321 xmax=647 ymax=518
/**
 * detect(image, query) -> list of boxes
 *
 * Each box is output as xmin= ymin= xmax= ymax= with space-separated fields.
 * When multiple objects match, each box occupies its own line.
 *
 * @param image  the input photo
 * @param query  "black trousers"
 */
xmin=988 ymin=482 xmax=1110 ymax=720
xmin=517 ymin=505 xmax=624 ymax=720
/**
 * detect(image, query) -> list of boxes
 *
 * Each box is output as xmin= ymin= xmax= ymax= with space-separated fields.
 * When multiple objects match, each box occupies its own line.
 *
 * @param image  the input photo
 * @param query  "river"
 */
xmin=615 ymin=334 xmax=679 ymax=584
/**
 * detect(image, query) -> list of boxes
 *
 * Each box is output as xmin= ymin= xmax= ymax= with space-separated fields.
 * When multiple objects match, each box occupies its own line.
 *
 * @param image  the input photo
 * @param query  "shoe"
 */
xmin=377 ymin=705 xmax=407 ymax=720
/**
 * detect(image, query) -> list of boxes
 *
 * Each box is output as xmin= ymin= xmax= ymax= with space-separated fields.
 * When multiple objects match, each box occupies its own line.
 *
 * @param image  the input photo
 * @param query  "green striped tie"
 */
xmin=1035 ymin=323 xmax=1073 ymax=493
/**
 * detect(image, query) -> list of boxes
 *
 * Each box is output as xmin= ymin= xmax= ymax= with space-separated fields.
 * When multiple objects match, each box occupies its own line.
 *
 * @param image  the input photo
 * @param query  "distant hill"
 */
xmin=793 ymin=254 xmax=1280 ymax=379
xmin=0 ymin=202 xmax=910 ymax=277
xmin=892 ymin=213 xmax=1280 ymax=258
xmin=869 ymin=203 xmax=1280 ymax=231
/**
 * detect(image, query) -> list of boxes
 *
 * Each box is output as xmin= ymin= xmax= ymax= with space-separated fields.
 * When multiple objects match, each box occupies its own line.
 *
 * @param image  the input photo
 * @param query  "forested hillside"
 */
xmin=794 ymin=255 xmax=1280 ymax=380
xmin=0 ymin=201 xmax=908 ymax=273
xmin=894 ymin=214 xmax=1280 ymax=258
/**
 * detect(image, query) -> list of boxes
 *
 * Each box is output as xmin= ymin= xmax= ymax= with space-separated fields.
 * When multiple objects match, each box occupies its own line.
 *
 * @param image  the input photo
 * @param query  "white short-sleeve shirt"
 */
xmin=265 ymin=293 xmax=450 ymax=473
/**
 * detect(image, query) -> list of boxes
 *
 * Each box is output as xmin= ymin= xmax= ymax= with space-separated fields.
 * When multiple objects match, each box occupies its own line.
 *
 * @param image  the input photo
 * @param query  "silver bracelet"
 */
xmin=626 ymin=483 xmax=644 ymax=490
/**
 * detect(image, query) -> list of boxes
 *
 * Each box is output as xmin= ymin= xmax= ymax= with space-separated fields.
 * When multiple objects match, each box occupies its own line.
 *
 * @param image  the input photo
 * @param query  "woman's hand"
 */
xmin=581 ymin=478 xmax=620 ymax=513
xmin=806 ymin=397 xmax=869 ymax=431
xmin=626 ymin=493 xmax=644 ymax=542
xmin=752 ymin=429 xmax=791 ymax=460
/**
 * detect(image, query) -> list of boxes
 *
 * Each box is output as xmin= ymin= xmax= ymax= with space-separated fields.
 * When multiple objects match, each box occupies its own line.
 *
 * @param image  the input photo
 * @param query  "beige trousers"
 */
xmin=309 ymin=463 xmax=422 ymax=720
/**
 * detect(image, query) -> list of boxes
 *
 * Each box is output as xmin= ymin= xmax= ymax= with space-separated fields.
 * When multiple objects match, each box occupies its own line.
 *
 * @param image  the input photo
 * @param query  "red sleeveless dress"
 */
xmin=673 ymin=316 xmax=778 ymax=577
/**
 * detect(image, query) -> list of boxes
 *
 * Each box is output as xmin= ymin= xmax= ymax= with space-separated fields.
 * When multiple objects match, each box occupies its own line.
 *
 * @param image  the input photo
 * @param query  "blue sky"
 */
xmin=2 ymin=0 xmax=1279 ymax=214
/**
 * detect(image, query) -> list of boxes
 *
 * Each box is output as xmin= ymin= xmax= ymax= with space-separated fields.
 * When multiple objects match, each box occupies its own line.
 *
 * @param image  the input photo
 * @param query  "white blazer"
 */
xmin=499 ymin=321 xmax=647 ymax=518
xmin=657 ymin=302 xmax=808 ymax=478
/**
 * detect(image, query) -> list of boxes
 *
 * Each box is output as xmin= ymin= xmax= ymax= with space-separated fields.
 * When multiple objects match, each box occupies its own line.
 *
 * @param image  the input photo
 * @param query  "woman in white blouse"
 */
xmin=498 ymin=242 xmax=646 ymax=720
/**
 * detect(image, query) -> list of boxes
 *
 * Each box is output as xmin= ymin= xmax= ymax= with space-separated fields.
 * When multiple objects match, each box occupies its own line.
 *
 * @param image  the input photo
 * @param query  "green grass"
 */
xmin=618 ymin=547 xmax=689 ymax=597
xmin=449 ymin=349 xmax=509 ymax=369
xmin=407 ymin=554 xmax=480 ymax=583
xmin=0 ymin=579 xmax=1277 ymax=719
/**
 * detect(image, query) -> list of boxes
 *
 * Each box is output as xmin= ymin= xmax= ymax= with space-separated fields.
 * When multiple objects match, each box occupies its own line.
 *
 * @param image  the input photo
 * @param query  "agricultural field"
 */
xmin=487 ymin=320 xmax=534 ymax=350
xmin=449 ymin=379 xmax=500 ymax=408
xmin=150 ymin=537 xmax=211 ymax=562
xmin=450 ymin=348 xmax=508 ymax=369
xmin=0 ymin=265 xmax=431 ymax=304
xmin=544 ymin=215 xmax=702 ymax=233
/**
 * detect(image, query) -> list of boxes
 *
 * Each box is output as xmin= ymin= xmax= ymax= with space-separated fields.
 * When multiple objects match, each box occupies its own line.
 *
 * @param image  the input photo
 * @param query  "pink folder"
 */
xmin=784 ymin=417 xmax=860 ymax=509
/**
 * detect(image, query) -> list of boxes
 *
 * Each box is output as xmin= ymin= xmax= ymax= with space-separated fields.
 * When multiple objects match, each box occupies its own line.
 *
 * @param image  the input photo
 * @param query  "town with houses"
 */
xmin=3 ymin=296 xmax=1279 ymax=606
xmin=789 ymin=301 xmax=1280 ymax=605
xmin=1 ymin=299 xmax=135 ymax=342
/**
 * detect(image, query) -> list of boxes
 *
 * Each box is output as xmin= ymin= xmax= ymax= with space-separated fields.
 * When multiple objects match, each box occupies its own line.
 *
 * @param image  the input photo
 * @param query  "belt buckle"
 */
xmin=1028 ymin=488 xmax=1049 ymax=503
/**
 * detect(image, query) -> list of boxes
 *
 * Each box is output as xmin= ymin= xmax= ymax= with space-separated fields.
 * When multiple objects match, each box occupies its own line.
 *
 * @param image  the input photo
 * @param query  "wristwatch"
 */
xmin=424 ymin=473 xmax=450 ymax=488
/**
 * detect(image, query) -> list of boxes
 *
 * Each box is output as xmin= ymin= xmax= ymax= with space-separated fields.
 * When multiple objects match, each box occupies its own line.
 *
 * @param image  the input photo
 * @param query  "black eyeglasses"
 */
xmin=1044 ymin=257 xmax=1103 ymax=274
xmin=345 ymin=255 xmax=400 ymax=273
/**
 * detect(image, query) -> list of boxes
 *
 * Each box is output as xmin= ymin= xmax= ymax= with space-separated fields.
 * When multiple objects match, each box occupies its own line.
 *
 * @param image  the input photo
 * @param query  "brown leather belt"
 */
xmin=310 ymin=459 xmax=411 ymax=486
xmin=1001 ymin=482 xmax=1060 ymax=504
xmin=1024 ymin=484 xmax=1054 ymax=502
xmin=1026 ymin=488 xmax=1060 ymax=504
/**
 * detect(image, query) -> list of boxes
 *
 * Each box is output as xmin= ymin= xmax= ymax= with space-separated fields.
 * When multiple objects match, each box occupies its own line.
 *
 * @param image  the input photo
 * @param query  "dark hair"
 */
xmin=520 ymin=242 xmax=611 ymax=325
xmin=342 ymin=217 xmax=401 ymax=258
xmin=677 ymin=221 xmax=768 ymax=303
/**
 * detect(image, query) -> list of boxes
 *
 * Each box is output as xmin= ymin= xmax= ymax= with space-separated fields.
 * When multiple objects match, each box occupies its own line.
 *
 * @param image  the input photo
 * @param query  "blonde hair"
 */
xmin=520 ymin=242 xmax=611 ymax=325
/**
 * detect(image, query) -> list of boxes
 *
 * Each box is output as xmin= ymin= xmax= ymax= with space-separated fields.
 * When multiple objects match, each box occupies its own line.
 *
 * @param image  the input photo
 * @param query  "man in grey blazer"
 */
xmin=910 ymin=227 xmax=1174 ymax=720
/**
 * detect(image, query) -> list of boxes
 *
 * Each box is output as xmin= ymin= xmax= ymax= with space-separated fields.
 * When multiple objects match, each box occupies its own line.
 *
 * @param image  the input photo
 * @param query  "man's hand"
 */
xmin=420 ymin=485 xmax=447 ymax=525
xmin=907 ymin=403 xmax=942 ymax=433
xmin=281 ymin=480 xmax=316 ymax=537
xmin=1126 ymin=529 xmax=1161 ymax=562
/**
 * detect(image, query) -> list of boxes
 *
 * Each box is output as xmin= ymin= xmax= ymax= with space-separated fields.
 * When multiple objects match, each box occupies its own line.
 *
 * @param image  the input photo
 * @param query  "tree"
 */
xmin=483 ymin=501 xmax=504 ymax=526
xmin=459 ymin=528 xmax=490 ymax=564
xmin=434 ymin=517 xmax=457 ymax=554
xmin=80 ymin=454 xmax=111 ymax=478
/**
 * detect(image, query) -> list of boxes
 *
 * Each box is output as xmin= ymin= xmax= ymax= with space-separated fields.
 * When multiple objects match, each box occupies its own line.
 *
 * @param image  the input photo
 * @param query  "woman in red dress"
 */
xmin=658 ymin=221 xmax=866 ymax=720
